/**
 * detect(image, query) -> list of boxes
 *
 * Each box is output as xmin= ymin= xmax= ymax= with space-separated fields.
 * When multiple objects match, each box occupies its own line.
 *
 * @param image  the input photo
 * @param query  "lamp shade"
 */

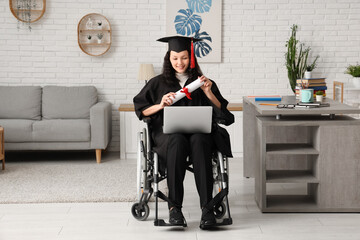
xmin=137 ymin=63 xmax=155 ymax=81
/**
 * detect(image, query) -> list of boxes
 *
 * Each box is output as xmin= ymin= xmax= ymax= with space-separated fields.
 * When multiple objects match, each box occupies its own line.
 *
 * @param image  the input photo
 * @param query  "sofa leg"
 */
xmin=96 ymin=149 xmax=101 ymax=164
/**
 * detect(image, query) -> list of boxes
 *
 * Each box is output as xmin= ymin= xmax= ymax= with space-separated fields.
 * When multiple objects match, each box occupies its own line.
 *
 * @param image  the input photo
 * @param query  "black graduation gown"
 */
xmin=133 ymin=74 xmax=234 ymax=165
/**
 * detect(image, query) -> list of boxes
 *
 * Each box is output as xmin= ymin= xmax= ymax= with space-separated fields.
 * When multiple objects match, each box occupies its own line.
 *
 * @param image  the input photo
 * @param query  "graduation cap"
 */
xmin=157 ymin=36 xmax=202 ymax=69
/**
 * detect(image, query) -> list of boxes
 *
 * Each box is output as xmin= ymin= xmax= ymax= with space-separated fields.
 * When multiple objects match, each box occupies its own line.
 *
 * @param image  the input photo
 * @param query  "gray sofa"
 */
xmin=0 ymin=86 xmax=112 ymax=163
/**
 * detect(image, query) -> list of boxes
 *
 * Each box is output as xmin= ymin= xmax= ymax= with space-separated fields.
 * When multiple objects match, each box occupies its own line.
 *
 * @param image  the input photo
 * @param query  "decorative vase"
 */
xmin=304 ymin=71 xmax=312 ymax=79
xmin=316 ymin=95 xmax=323 ymax=102
xmin=86 ymin=18 xmax=93 ymax=29
xmin=352 ymin=77 xmax=360 ymax=88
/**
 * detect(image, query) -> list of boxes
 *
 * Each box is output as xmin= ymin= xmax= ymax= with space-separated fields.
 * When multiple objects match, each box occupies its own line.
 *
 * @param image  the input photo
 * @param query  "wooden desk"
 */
xmin=243 ymin=96 xmax=360 ymax=178
xmin=118 ymin=103 xmax=243 ymax=159
xmin=0 ymin=126 xmax=4 ymax=170
xmin=243 ymin=96 xmax=360 ymax=212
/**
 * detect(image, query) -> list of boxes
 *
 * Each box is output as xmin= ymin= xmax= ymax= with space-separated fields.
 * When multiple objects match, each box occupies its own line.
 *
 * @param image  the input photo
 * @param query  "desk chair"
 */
xmin=333 ymin=81 xmax=344 ymax=103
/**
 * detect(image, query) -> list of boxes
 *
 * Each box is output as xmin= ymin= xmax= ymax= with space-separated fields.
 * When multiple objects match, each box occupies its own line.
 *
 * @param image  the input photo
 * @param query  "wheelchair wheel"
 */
xmin=131 ymin=203 xmax=150 ymax=221
xmin=214 ymin=202 xmax=226 ymax=219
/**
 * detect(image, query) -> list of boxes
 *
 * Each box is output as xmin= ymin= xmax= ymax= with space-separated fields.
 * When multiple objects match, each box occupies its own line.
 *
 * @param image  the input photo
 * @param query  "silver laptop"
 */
xmin=163 ymin=106 xmax=212 ymax=134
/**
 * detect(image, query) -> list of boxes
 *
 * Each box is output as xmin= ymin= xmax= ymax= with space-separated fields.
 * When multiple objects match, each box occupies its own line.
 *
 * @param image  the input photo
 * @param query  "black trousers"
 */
xmin=166 ymin=133 xmax=214 ymax=209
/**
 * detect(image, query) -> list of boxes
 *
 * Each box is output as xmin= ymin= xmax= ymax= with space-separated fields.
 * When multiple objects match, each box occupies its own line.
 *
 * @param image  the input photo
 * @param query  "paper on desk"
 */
xmin=170 ymin=78 xmax=204 ymax=105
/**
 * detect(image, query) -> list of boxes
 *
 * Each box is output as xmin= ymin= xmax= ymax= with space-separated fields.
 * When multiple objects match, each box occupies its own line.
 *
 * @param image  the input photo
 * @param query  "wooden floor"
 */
xmin=1 ymin=153 xmax=360 ymax=240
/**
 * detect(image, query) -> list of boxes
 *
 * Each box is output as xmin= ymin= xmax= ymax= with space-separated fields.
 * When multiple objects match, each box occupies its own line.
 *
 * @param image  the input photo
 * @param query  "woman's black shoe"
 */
xmin=169 ymin=207 xmax=186 ymax=226
xmin=200 ymin=209 xmax=216 ymax=229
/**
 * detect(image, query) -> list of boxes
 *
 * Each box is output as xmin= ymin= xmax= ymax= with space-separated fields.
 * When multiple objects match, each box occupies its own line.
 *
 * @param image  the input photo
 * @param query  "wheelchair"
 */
xmin=131 ymin=118 xmax=232 ymax=229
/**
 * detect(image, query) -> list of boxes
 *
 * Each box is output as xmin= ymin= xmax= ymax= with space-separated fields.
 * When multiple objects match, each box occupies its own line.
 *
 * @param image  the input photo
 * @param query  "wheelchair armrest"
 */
xmin=216 ymin=119 xmax=226 ymax=125
xmin=142 ymin=117 xmax=152 ymax=124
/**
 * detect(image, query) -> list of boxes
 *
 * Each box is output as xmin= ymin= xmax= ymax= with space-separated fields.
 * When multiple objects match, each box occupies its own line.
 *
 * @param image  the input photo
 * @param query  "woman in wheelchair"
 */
xmin=133 ymin=36 xmax=234 ymax=229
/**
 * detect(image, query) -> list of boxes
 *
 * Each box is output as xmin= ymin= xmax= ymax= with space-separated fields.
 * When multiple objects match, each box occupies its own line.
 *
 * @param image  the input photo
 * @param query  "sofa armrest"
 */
xmin=90 ymin=102 xmax=112 ymax=149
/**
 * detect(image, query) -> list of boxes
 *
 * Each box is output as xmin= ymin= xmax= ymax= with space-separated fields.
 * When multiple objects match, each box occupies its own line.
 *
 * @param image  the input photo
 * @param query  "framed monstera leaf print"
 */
xmin=166 ymin=0 xmax=222 ymax=63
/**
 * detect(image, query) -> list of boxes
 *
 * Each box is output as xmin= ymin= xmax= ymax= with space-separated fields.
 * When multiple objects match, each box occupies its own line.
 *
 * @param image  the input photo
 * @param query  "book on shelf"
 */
xmin=297 ymin=102 xmax=330 ymax=107
xmin=247 ymin=95 xmax=281 ymax=98
xmin=307 ymin=86 xmax=327 ymax=91
xmin=247 ymin=95 xmax=282 ymax=101
xmin=297 ymin=82 xmax=326 ymax=87
xmin=295 ymin=105 xmax=318 ymax=108
xmin=254 ymin=97 xmax=282 ymax=101
xmin=295 ymin=89 xmax=327 ymax=92
xmin=295 ymin=89 xmax=327 ymax=97
xmin=308 ymin=83 xmax=326 ymax=86
xmin=298 ymin=102 xmax=321 ymax=106
xmin=296 ymin=78 xmax=326 ymax=83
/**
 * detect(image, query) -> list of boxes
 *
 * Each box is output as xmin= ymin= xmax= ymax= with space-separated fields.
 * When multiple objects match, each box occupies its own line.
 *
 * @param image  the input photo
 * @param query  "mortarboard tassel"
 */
xmin=190 ymin=39 xmax=195 ymax=69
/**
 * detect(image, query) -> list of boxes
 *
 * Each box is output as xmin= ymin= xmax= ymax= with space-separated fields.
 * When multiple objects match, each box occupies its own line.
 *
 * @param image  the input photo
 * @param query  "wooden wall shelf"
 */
xmin=79 ymin=30 xmax=111 ymax=33
xmin=77 ymin=13 xmax=112 ymax=57
xmin=81 ymin=43 xmax=111 ymax=46
xmin=9 ymin=0 xmax=46 ymax=23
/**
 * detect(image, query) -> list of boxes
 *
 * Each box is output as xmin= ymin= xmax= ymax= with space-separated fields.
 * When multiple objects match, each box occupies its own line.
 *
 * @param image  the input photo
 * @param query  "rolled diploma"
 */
xmin=170 ymin=78 xmax=204 ymax=105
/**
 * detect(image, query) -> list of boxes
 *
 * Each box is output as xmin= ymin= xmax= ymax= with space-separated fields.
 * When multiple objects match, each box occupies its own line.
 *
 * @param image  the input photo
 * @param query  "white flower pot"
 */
xmin=316 ymin=95 xmax=323 ymax=102
xmin=304 ymin=71 xmax=312 ymax=79
xmin=97 ymin=39 xmax=102 ymax=44
xmin=352 ymin=77 xmax=360 ymax=88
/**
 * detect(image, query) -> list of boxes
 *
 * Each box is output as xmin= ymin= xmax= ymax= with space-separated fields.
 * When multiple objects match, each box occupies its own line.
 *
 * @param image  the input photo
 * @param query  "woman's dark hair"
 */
xmin=162 ymin=50 xmax=203 ymax=86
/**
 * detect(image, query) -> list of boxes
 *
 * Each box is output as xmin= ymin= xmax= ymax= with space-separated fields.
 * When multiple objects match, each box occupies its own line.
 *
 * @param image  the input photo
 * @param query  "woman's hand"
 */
xmin=142 ymin=92 xmax=176 ymax=117
xmin=199 ymin=75 xmax=212 ymax=95
xmin=199 ymin=75 xmax=221 ymax=109
xmin=160 ymin=92 xmax=176 ymax=108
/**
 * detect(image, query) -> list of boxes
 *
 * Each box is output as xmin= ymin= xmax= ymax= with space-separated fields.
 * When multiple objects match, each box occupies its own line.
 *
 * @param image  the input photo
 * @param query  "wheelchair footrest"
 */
xmin=199 ymin=218 xmax=232 ymax=230
xmin=218 ymin=217 xmax=232 ymax=226
xmin=154 ymin=219 xmax=187 ymax=227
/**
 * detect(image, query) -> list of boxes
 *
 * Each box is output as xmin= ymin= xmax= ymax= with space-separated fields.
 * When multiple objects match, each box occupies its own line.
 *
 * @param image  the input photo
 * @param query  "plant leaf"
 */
xmin=194 ymin=30 xmax=212 ymax=58
xmin=186 ymin=0 xmax=212 ymax=13
xmin=174 ymin=9 xmax=202 ymax=36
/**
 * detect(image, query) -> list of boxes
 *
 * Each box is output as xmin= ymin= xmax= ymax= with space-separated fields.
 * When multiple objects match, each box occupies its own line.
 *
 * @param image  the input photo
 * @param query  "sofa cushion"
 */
xmin=0 ymin=86 xmax=41 ymax=120
xmin=32 ymin=119 xmax=90 ymax=142
xmin=42 ymin=86 xmax=97 ymax=119
xmin=0 ymin=119 xmax=35 ymax=142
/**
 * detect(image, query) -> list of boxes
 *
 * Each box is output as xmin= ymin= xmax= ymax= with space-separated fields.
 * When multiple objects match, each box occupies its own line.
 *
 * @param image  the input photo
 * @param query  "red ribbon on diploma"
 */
xmin=180 ymin=87 xmax=192 ymax=100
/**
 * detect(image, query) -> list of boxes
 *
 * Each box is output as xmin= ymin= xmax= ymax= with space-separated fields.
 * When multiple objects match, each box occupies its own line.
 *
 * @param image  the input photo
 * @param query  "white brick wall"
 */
xmin=1 ymin=0 xmax=360 ymax=151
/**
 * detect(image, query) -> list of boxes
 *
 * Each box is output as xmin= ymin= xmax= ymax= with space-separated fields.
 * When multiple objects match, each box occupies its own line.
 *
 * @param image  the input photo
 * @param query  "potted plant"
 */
xmin=97 ymin=33 xmax=104 ymax=44
xmin=315 ymin=90 xmax=324 ymax=102
xmin=345 ymin=63 xmax=360 ymax=88
xmin=86 ymin=34 xmax=92 ymax=42
xmin=285 ymin=24 xmax=320 ymax=92
xmin=304 ymin=56 xmax=320 ymax=79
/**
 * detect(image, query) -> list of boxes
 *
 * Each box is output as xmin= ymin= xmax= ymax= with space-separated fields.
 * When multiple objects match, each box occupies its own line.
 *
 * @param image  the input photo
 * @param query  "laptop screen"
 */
xmin=163 ymin=106 xmax=212 ymax=134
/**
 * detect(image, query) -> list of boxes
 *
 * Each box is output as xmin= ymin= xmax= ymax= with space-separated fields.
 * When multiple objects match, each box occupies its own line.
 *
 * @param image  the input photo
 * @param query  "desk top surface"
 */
xmin=244 ymin=96 xmax=360 ymax=115
xmin=118 ymin=103 xmax=243 ymax=112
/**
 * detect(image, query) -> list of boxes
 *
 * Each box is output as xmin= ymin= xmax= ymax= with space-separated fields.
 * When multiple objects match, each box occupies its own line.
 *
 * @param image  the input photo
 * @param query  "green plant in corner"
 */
xmin=285 ymin=24 xmax=319 ymax=92
xmin=345 ymin=63 xmax=360 ymax=77
xmin=315 ymin=90 xmax=324 ymax=96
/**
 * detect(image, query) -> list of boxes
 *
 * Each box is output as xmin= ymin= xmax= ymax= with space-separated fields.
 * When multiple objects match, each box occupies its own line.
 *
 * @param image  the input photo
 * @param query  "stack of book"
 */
xmin=295 ymin=78 xmax=327 ymax=98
